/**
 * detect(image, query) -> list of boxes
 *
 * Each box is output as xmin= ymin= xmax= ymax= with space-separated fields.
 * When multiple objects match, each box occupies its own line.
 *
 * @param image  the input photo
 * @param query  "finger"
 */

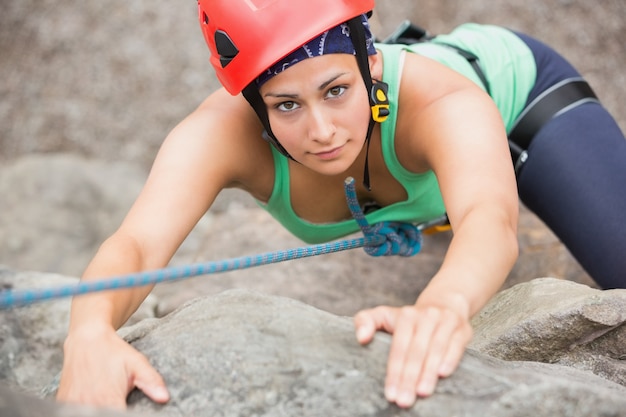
xmin=353 ymin=311 xmax=376 ymax=344
xmin=414 ymin=309 xmax=461 ymax=397
xmin=129 ymin=356 xmax=170 ymax=404
xmin=438 ymin=322 xmax=473 ymax=378
xmin=391 ymin=307 xmax=438 ymax=408
xmin=353 ymin=306 xmax=398 ymax=344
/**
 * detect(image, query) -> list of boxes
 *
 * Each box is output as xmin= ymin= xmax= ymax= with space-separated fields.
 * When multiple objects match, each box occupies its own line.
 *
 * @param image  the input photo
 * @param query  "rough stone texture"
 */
xmin=0 ymin=1 xmax=216 ymax=170
xmin=0 ymin=154 xmax=145 ymax=277
xmin=80 ymin=289 xmax=626 ymax=416
xmin=1 ymin=277 xmax=626 ymax=416
xmin=0 ymin=384 xmax=151 ymax=417
xmin=470 ymin=278 xmax=626 ymax=386
xmin=0 ymin=266 xmax=157 ymax=396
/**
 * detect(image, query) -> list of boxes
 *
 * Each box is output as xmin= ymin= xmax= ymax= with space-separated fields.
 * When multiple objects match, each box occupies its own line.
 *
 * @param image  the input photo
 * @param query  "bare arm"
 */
xmin=68 ymin=91 xmax=254 ymax=330
xmin=355 ymin=54 xmax=518 ymax=407
xmin=58 ymin=89 xmax=273 ymax=408
xmin=415 ymin=85 xmax=519 ymax=317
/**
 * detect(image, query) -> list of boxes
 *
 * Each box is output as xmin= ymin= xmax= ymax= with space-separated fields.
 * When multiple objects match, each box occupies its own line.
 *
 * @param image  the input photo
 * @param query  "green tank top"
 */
xmin=256 ymin=24 xmax=536 ymax=244
xmin=409 ymin=24 xmax=537 ymax=131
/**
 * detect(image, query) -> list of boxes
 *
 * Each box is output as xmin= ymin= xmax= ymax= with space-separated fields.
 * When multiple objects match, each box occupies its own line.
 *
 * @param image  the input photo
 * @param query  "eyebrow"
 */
xmin=263 ymin=72 xmax=349 ymax=99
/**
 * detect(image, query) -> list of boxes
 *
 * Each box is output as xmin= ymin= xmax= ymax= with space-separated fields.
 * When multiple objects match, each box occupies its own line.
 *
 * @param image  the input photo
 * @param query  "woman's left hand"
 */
xmin=354 ymin=302 xmax=473 ymax=408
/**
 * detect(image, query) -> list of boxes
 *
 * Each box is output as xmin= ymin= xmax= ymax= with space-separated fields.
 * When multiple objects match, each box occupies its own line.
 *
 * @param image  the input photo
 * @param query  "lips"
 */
xmin=313 ymin=145 xmax=343 ymax=160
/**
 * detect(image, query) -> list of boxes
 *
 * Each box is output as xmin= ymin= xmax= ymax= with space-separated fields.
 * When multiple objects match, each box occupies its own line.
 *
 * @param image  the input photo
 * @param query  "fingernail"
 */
xmin=397 ymin=392 xmax=416 ymax=407
xmin=417 ymin=381 xmax=435 ymax=397
xmin=438 ymin=362 xmax=453 ymax=377
xmin=356 ymin=326 xmax=368 ymax=341
xmin=151 ymin=386 xmax=170 ymax=401
xmin=384 ymin=385 xmax=397 ymax=401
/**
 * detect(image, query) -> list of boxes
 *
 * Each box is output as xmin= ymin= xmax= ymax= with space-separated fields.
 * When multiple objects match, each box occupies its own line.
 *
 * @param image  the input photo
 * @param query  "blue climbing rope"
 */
xmin=0 ymin=177 xmax=425 ymax=309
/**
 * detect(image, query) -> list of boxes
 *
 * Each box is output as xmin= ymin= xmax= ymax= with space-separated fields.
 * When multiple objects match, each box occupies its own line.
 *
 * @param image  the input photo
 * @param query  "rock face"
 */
xmin=1 ymin=274 xmax=625 ymax=417
xmin=121 ymin=288 xmax=626 ymax=417
xmin=0 ymin=268 xmax=70 ymax=396
xmin=471 ymin=278 xmax=626 ymax=386
xmin=0 ymin=384 xmax=151 ymax=417
xmin=0 ymin=154 xmax=145 ymax=277
xmin=0 ymin=267 xmax=157 ymax=396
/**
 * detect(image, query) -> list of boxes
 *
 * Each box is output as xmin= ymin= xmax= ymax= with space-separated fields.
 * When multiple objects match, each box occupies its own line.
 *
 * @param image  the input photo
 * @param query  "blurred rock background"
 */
xmin=0 ymin=1 xmax=624 ymax=312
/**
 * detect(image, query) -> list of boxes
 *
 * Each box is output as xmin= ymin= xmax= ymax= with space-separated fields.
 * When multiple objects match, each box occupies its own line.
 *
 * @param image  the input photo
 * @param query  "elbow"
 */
xmin=506 ymin=224 xmax=520 ymax=270
xmin=501 ymin=209 xmax=520 ymax=271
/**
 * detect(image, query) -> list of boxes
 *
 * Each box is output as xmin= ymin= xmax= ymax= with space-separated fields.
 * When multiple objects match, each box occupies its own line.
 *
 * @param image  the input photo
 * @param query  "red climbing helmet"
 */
xmin=197 ymin=0 xmax=375 ymax=95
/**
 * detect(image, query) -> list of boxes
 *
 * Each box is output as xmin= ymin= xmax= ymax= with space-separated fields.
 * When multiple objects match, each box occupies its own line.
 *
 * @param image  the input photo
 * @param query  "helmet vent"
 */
xmin=215 ymin=30 xmax=239 ymax=68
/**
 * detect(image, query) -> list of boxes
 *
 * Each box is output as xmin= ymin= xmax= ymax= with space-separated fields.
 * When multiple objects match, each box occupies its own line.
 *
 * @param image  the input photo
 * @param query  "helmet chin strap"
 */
xmin=242 ymin=84 xmax=294 ymax=160
xmin=346 ymin=15 xmax=389 ymax=191
xmin=242 ymin=14 xmax=390 ymax=190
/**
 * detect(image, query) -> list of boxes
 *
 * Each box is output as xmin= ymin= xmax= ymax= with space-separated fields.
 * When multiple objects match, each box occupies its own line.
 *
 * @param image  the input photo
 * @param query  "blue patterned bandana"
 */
xmin=255 ymin=14 xmax=377 ymax=88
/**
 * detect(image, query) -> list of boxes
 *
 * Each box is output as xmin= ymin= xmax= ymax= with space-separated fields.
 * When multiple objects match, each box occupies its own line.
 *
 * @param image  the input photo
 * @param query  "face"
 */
xmin=259 ymin=53 xmax=372 ymax=176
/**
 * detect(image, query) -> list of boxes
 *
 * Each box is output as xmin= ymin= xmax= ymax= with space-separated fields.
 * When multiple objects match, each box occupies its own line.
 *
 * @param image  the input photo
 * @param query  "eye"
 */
xmin=326 ymin=86 xmax=346 ymax=98
xmin=276 ymin=101 xmax=299 ymax=112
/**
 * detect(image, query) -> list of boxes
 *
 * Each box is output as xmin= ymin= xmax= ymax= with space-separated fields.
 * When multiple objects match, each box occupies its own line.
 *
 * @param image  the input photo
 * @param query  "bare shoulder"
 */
xmin=167 ymin=88 xmax=276 ymax=200
xmin=110 ymin=89 xmax=277 ymax=267
xmin=393 ymin=52 xmax=494 ymax=172
xmin=398 ymin=52 xmax=479 ymax=101
xmin=391 ymin=51 xmax=515 ymax=225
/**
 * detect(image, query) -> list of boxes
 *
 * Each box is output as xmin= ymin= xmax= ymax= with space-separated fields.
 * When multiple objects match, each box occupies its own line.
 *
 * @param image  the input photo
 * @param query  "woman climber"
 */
xmin=57 ymin=0 xmax=626 ymax=410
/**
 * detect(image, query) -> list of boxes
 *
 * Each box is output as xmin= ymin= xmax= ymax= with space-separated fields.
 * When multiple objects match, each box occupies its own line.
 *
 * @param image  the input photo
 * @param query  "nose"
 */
xmin=307 ymin=106 xmax=336 ymax=144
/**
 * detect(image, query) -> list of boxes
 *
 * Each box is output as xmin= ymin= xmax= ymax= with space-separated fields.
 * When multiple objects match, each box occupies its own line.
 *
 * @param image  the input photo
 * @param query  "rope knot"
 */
xmin=363 ymin=221 xmax=422 ymax=257
xmin=343 ymin=177 xmax=422 ymax=258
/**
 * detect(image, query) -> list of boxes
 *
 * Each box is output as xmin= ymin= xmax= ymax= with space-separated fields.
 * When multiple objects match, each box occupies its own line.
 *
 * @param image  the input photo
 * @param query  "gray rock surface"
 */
xmin=0 ymin=267 xmax=157 ymax=396
xmin=0 ymin=384 xmax=151 ymax=417
xmin=470 ymin=278 xmax=626 ymax=386
xmin=2 ymin=275 xmax=626 ymax=416
xmin=120 ymin=288 xmax=626 ymax=417
xmin=0 ymin=154 xmax=145 ymax=277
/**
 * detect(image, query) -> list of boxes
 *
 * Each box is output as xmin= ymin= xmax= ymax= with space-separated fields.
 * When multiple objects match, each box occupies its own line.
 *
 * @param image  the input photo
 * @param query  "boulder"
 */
xmin=471 ymin=278 xmax=626 ymax=386
xmin=0 ymin=266 xmax=157 ymax=396
xmin=0 ymin=154 xmax=145 ymax=277
xmin=118 ymin=290 xmax=626 ymax=417
xmin=0 ymin=383 xmax=150 ymax=417
xmin=118 ymin=288 xmax=626 ymax=417
xmin=1 ymin=275 xmax=625 ymax=416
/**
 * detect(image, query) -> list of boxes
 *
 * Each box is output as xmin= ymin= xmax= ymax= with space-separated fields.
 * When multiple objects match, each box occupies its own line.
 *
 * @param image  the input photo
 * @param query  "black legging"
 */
xmin=513 ymin=32 xmax=626 ymax=289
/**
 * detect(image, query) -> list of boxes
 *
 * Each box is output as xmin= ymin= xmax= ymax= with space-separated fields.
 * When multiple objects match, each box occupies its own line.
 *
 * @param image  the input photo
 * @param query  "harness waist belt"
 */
xmin=509 ymin=78 xmax=598 ymax=163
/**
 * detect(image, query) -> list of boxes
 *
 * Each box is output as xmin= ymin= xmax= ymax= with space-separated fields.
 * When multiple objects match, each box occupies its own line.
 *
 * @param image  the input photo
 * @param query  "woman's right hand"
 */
xmin=56 ymin=324 xmax=170 ymax=410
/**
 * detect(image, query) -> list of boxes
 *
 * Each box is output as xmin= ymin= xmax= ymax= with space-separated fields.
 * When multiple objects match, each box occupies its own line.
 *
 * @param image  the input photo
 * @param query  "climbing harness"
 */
xmin=380 ymin=20 xmax=491 ymax=95
xmin=508 ymin=77 xmax=598 ymax=173
xmin=0 ymin=178 xmax=447 ymax=310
